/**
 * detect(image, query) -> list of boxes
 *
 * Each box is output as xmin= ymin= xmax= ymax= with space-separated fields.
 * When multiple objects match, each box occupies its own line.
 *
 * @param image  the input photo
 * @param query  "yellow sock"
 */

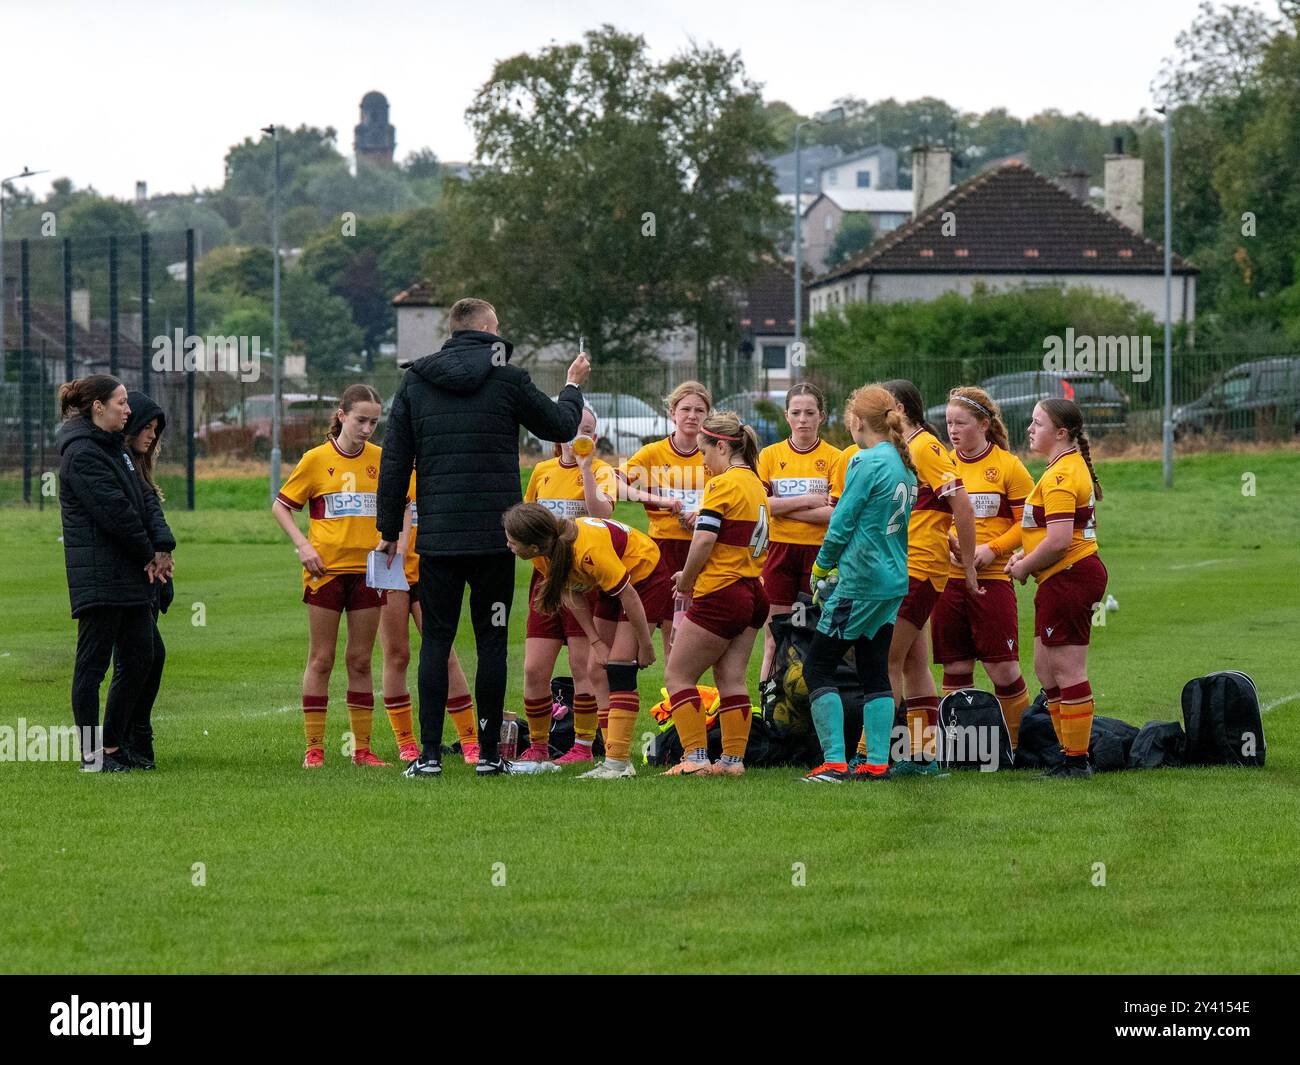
xmin=717 ymin=694 xmax=752 ymax=759
xmin=669 ymin=687 xmax=707 ymax=754
xmin=524 ymin=695 xmax=552 ymax=753
xmin=346 ymin=689 xmax=374 ymax=752
xmin=1045 ymin=686 xmax=1063 ymax=747
xmin=1059 ymin=682 xmax=1094 ymax=757
xmin=384 ymin=694 xmax=415 ymax=748
xmin=303 ymin=695 xmax=327 ymax=752
xmin=447 ymin=694 xmax=477 ymax=743
xmin=606 ymin=693 xmax=640 ymax=762
xmin=573 ymin=692 xmax=598 ymax=748
xmin=995 ymin=679 xmax=1030 ymax=748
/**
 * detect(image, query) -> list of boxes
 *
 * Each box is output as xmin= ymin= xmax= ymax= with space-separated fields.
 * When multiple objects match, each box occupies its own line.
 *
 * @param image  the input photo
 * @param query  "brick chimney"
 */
xmin=1103 ymin=137 xmax=1143 ymax=234
xmin=910 ymin=145 xmax=951 ymax=217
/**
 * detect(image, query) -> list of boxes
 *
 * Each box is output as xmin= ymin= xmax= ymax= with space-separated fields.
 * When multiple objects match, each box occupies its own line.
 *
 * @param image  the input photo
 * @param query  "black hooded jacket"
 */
xmin=124 ymin=390 xmax=175 ymax=613
xmin=377 ymin=329 xmax=583 ymax=556
xmin=58 ymin=408 xmax=176 ymax=619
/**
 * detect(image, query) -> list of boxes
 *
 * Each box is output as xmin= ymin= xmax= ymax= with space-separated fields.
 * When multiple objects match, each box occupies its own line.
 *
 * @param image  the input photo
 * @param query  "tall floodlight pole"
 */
xmin=0 ymin=167 xmax=48 ymax=361
xmin=793 ymin=108 xmax=844 ymax=354
xmin=1157 ymin=107 xmax=1174 ymax=489
xmin=262 ymin=125 xmax=283 ymax=503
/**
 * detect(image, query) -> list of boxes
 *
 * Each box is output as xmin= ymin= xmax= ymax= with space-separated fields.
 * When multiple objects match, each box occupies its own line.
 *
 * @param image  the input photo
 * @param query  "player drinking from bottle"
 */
xmin=662 ymin=410 xmax=770 ymax=777
xmin=514 ymin=406 xmax=618 ymax=768
xmin=272 ymin=384 xmax=392 ymax=768
xmin=617 ymin=381 xmax=712 ymax=663
xmin=1006 ymin=399 xmax=1107 ymax=779
xmin=802 ymin=385 xmax=918 ymax=783
xmin=502 ymin=504 xmax=665 ymax=780
xmin=931 ymin=386 xmax=1035 ymax=749
xmin=756 ymin=383 xmax=838 ymax=679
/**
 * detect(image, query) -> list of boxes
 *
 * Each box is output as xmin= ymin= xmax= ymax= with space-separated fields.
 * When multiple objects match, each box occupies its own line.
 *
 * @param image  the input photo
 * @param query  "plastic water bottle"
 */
xmin=499 ymin=712 xmax=519 ymax=762
xmin=673 ymin=593 xmax=689 ymax=631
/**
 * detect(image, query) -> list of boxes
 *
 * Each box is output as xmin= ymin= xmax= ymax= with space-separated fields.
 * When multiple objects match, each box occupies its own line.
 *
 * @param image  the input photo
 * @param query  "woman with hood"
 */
xmin=57 ymin=376 xmax=175 ymax=772
xmin=102 ymin=390 xmax=176 ymax=769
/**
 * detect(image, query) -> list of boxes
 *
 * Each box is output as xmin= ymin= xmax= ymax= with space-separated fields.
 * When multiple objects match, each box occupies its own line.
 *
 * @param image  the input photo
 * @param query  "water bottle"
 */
xmin=673 ymin=593 xmax=689 ymax=631
xmin=499 ymin=712 xmax=519 ymax=762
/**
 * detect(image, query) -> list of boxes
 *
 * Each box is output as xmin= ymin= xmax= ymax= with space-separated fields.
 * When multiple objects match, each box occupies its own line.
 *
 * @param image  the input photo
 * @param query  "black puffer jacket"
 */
xmin=58 ymin=414 xmax=176 ymax=618
xmin=377 ymin=330 xmax=583 ymax=555
xmin=124 ymin=390 xmax=175 ymax=614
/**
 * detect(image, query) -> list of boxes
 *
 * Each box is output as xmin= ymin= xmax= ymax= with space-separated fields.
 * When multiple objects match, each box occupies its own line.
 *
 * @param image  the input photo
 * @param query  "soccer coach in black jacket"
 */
xmin=377 ymin=298 xmax=590 ymax=777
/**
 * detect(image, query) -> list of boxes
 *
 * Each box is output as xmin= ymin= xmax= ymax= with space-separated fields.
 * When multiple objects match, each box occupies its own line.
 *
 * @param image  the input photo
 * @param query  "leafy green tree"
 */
xmin=826 ymin=213 xmax=876 ymax=267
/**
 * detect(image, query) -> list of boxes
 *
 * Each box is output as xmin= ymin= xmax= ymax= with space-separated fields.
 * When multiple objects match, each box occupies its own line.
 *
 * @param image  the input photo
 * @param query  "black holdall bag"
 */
xmin=1181 ymin=670 xmax=1266 ymax=767
xmin=1127 ymin=721 xmax=1187 ymax=769
xmin=1089 ymin=716 xmax=1140 ymax=772
xmin=937 ymin=688 xmax=1014 ymax=771
xmin=1015 ymin=691 xmax=1063 ymax=770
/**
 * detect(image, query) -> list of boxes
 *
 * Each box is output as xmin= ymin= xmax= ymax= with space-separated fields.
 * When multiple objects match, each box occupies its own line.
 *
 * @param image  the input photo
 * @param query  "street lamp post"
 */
xmin=261 ymin=125 xmax=283 ymax=503
xmin=793 ymin=108 xmax=844 ymax=356
xmin=1156 ymin=106 xmax=1174 ymax=489
xmin=0 ymin=167 xmax=48 ymax=361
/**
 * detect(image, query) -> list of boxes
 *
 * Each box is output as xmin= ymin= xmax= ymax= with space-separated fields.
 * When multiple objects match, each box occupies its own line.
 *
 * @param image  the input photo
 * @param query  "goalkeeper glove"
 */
xmin=810 ymin=562 xmax=839 ymax=609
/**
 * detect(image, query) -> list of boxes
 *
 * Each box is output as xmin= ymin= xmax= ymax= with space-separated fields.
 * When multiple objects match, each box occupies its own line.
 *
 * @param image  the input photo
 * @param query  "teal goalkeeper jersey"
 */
xmin=815 ymin=441 xmax=916 ymax=600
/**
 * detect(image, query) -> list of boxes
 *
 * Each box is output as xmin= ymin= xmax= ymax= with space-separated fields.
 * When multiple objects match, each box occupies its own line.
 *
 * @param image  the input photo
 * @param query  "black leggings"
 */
xmin=108 ymin=605 xmax=165 ymax=757
xmin=803 ymin=623 xmax=894 ymax=704
xmin=417 ymin=552 xmax=516 ymax=760
xmin=72 ymin=604 xmax=156 ymax=752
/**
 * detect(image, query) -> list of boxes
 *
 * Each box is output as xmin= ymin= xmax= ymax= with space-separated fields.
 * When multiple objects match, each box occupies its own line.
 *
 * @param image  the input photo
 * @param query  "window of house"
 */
xmin=856 ymin=170 xmax=871 ymax=188
xmin=762 ymin=344 xmax=787 ymax=369
xmin=825 ymin=214 xmax=834 ymax=231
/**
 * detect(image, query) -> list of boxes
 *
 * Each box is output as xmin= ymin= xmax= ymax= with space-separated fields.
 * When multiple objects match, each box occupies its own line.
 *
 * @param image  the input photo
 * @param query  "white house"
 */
xmin=800 ymin=188 xmax=914 ymax=274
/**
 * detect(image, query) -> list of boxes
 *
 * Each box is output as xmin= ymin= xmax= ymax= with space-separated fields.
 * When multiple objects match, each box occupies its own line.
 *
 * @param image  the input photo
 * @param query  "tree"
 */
xmin=826 ymin=214 xmax=876 ymax=268
xmin=282 ymin=271 xmax=363 ymax=375
xmin=443 ymin=25 xmax=782 ymax=371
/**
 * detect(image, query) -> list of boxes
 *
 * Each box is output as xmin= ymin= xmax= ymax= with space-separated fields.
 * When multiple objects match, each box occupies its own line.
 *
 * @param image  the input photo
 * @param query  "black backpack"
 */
xmin=1127 ymin=721 xmax=1186 ymax=769
xmin=1181 ymin=671 xmax=1266 ymax=767
xmin=937 ymin=688 xmax=1013 ymax=771
xmin=1089 ymin=716 xmax=1139 ymax=772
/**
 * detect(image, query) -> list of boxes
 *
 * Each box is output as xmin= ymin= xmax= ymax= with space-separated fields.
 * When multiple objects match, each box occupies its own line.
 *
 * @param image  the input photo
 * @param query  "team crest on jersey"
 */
xmin=367 ymin=465 xmax=377 ymax=479
xmin=815 ymin=459 xmax=826 ymax=471
xmin=985 ymin=467 xmax=999 ymax=482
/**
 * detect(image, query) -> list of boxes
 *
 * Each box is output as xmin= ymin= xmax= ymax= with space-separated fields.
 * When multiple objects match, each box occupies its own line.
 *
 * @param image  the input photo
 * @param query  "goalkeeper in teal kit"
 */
xmin=801 ymin=385 xmax=919 ymax=783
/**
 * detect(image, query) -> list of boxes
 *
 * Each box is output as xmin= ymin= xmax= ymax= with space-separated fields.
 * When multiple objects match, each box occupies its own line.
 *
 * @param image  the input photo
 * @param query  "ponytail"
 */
xmin=882 ymin=378 xmax=941 ymax=438
xmin=58 ymin=375 xmax=122 ymax=421
xmin=502 ymin=503 xmax=581 ymax=614
xmin=1039 ymin=398 xmax=1102 ymax=501
xmin=700 ymin=410 xmax=759 ymax=470
xmin=847 ymin=384 xmax=917 ymax=477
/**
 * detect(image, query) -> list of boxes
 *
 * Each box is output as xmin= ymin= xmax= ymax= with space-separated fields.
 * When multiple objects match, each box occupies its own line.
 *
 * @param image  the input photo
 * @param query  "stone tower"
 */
xmin=355 ymin=91 xmax=395 ymax=169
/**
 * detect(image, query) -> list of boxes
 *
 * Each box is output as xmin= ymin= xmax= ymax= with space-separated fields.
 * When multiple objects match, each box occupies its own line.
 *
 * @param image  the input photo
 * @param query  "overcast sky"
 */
xmin=3 ymin=0 xmax=1265 ymax=201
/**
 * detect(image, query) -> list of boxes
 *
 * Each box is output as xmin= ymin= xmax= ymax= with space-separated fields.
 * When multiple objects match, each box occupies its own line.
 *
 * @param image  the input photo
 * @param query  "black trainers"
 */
xmin=82 ymin=751 xmax=132 ymax=773
xmin=476 ymin=757 xmax=509 ymax=776
xmin=121 ymin=747 xmax=156 ymax=771
xmin=1038 ymin=755 xmax=1093 ymax=779
xmin=402 ymin=754 xmax=442 ymax=778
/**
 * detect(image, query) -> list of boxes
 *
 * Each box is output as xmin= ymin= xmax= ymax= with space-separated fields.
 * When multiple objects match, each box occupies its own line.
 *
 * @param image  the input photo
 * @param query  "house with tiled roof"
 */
xmin=808 ymin=150 xmax=1197 ymax=326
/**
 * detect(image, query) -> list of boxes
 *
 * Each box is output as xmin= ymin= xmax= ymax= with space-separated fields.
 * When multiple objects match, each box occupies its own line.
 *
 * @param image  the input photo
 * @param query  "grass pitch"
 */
xmin=1 ymin=449 xmax=1298 ymax=973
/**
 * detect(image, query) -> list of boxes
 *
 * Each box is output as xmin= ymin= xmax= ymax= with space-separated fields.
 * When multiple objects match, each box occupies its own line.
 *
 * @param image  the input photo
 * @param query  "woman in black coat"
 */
xmin=104 ymin=390 xmax=175 ymax=769
xmin=57 ymin=376 xmax=175 ymax=772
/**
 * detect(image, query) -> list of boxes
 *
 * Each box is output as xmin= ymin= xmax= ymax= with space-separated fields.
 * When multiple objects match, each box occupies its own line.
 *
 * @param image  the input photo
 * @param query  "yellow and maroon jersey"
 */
xmin=694 ymin=465 xmax=769 ymax=597
xmin=533 ymin=516 xmax=660 ymax=595
xmin=1022 ymin=447 xmax=1099 ymax=583
xmin=947 ymin=442 xmax=1035 ymax=582
xmin=618 ymin=436 xmax=707 ymax=541
xmin=404 ymin=471 xmax=420 ymax=585
xmin=756 ymin=437 xmax=838 ymax=545
xmin=276 ymin=437 xmax=381 ymax=591
xmin=524 ymin=455 xmax=617 ymax=521
xmin=907 ymin=428 xmax=964 ymax=583
xmin=829 ymin=444 xmax=860 ymax=503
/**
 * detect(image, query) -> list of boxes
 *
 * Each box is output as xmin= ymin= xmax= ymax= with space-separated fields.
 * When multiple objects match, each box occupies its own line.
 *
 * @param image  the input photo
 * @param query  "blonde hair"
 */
xmin=846 ymin=384 xmax=917 ymax=476
xmin=664 ymin=380 xmax=712 ymax=417
xmin=700 ymin=409 xmax=760 ymax=469
xmin=947 ymin=385 xmax=1009 ymax=451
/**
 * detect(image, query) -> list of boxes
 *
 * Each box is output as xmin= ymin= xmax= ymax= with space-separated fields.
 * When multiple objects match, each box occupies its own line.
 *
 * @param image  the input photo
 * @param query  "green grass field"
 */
xmin=1 ymin=449 xmax=1298 ymax=974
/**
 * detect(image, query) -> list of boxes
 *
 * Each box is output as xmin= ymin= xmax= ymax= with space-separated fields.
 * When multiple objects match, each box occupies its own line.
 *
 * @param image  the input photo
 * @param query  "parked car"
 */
xmin=714 ymin=390 xmax=789 ymax=446
xmin=1172 ymin=358 xmax=1300 ymax=440
xmin=522 ymin=391 xmax=672 ymax=457
xmin=197 ymin=393 xmax=339 ymax=458
xmin=924 ymin=371 xmax=1129 ymax=446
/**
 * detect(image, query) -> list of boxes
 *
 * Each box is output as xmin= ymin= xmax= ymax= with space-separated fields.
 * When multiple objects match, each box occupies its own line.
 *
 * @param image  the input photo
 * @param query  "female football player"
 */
xmin=662 ymin=410 xmax=770 ymax=777
xmin=756 ymin=383 xmax=838 ymax=678
xmin=272 ymin=384 xmax=388 ymax=769
xmin=931 ymin=386 xmax=1036 ymax=749
xmin=502 ymin=503 xmax=664 ymax=780
xmin=1006 ymin=399 xmax=1107 ymax=779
